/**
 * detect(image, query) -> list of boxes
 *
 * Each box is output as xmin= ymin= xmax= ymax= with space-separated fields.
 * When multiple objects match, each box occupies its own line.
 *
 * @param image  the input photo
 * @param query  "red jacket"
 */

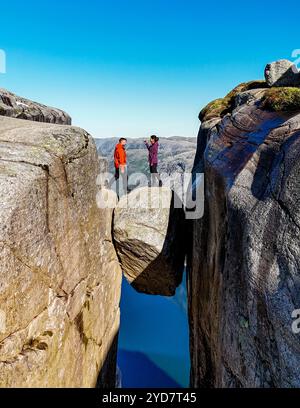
xmin=114 ymin=143 xmax=127 ymax=169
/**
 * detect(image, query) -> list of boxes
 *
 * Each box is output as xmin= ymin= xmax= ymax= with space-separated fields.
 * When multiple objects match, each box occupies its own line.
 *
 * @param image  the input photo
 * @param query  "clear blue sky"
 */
xmin=0 ymin=0 xmax=299 ymax=138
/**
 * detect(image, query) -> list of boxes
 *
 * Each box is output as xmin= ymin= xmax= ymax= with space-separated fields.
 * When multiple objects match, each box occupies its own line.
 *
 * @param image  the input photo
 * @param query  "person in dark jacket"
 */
xmin=144 ymin=135 xmax=162 ymax=187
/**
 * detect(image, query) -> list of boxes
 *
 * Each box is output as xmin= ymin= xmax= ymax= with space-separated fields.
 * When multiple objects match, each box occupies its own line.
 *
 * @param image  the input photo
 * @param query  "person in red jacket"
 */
xmin=114 ymin=138 xmax=127 ymax=176
xmin=111 ymin=137 xmax=128 ymax=197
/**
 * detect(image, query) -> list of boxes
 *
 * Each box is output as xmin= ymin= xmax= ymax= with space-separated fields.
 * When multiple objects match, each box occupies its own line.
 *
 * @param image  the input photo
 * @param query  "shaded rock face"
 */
xmin=264 ymin=59 xmax=300 ymax=87
xmin=0 ymin=89 xmax=71 ymax=125
xmin=113 ymin=187 xmax=186 ymax=296
xmin=0 ymin=116 xmax=122 ymax=387
xmin=188 ymin=83 xmax=300 ymax=387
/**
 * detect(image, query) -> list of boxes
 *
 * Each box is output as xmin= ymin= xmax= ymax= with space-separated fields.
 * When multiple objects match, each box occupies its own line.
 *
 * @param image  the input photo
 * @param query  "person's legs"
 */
xmin=150 ymin=164 xmax=162 ymax=187
xmin=120 ymin=168 xmax=128 ymax=195
xmin=108 ymin=167 xmax=119 ymax=189
xmin=150 ymin=164 xmax=155 ymax=186
xmin=115 ymin=168 xmax=121 ymax=197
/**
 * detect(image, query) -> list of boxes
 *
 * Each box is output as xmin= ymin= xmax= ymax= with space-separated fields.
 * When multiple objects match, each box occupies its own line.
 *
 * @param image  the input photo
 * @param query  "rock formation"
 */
xmin=2 ymin=58 xmax=300 ymax=389
xmin=113 ymin=187 xmax=186 ymax=296
xmin=264 ymin=59 xmax=300 ymax=87
xmin=0 ymin=112 xmax=122 ymax=386
xmin=0 ymin=89 xmax=71 ymax=124
xmin=188 ymin=62 xmax=300 ymax=387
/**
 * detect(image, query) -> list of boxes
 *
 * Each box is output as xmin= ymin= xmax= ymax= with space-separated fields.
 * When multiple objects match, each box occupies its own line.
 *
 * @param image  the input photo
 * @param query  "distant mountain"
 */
xmin=94 ymin=137 xmax=197 ymax=178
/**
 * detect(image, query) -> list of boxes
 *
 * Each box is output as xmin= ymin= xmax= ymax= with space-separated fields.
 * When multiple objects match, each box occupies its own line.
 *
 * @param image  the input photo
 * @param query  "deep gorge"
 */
xmin=0 ymin=58 xmax=300 ymax=387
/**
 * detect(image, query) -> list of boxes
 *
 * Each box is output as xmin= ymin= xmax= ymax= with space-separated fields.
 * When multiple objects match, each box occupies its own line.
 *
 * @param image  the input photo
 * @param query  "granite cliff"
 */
xmin=188 ymin=59 xmax=300 ymax=387
xmin=0 ymin=91 xmax=121 ymax=387
xmin=1 ymin=58 xmax=300 ymax=388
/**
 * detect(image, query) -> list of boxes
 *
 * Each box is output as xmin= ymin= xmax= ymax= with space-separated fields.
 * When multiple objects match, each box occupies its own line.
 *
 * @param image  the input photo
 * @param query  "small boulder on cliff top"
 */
xmin=264 ymin=59 xmax=300 ymax=87
xmin=113 ymin=187 xmax=186 ymax=296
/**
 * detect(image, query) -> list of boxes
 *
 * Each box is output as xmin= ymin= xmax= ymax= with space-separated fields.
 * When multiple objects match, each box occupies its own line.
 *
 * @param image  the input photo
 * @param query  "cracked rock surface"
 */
xmin=188 ymin=83 xmax=300 ymax=387
xmin=0 ymin=116 xmax=122 ymax=387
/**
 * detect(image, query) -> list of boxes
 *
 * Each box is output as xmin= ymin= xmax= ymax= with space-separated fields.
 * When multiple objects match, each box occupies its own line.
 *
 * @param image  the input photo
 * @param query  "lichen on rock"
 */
xmin=261 ymin=87 xmax=300 ymax=112
xmin=189 ymin=62 xmax=300 ymax=388
xmin=199 ymin=80 xmax=267 ymax=122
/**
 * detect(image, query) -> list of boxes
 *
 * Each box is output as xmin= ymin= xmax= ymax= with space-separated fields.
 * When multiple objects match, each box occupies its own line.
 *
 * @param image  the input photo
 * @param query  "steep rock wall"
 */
xmin=0 ymin=115 xmax=122 ymax=387
xmin=188 ymin=82 xmax=300 ymax=387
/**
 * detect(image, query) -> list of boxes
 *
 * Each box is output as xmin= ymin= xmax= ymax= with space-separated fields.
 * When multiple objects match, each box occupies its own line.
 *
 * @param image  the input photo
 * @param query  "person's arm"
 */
xmin=144 ymin=140 xmax=150 ymax=150
xmin=114 ymin=148 xmax=120 ymax=168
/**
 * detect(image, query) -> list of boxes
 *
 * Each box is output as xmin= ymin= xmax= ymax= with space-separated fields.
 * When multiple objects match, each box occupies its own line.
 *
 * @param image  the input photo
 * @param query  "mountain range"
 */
xmin=94 ymin=136 xmax=197 ymax=178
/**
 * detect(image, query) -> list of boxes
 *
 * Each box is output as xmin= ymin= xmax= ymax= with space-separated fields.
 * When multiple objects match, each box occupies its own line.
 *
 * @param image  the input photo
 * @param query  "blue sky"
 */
xmin=1 ymin=0 xmax=299 ymax=138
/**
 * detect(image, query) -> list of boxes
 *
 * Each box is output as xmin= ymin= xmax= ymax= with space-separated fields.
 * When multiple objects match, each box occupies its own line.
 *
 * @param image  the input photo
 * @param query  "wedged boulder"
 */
xmin=0 ymin=88 xmax=71 ymax=124
xmin=113 ymin=187 xmax=186 ymax=296
xmin=189 ymin=79 xmax=300 ymax=387
xmin=264 ymin=59 xmax=300 ymax=87
xmin=0 ymin=115 xmax=122 ymax=387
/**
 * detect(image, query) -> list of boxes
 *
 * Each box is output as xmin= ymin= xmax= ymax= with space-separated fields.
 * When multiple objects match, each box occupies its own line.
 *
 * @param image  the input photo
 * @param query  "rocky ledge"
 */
xmin=188 ymin=60 xmax=300 ymax=387
xmin=0 ymin=113 xmax=121 ymax=387
xmin=0 ymin=88 xmax=71 ymax=124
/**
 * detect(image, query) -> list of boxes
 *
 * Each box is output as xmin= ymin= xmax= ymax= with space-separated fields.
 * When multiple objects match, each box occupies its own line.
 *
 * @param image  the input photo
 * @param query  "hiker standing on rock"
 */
xmin=111 ymin=137 xmax=128 ymax=197
xmin=144 ymin=135 xmax=163 ymax=187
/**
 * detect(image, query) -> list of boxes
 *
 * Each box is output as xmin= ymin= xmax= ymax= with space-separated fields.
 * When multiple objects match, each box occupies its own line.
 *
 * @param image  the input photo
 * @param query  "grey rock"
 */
xmin=0 ymin=115 xmax=122 ymax=387
xmin=0 ymin=88 xmax=71 ymax=124
xmin=188 ymin=86 xmax=300 ymax=387
xmin=113 ymin=186 xmax=186 ymax=296
xmin=264 ymin=59 xmax=300 ymax=87
xmin=234 ymin=88 xmax=267 ymax=108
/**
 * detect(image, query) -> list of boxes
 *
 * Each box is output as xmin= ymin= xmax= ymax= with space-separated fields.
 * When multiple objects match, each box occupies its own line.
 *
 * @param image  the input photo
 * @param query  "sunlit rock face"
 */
xmin=188 ymin=72 xmax=300 ymax=387
xmin=113 ymin=187 xmax=186 ymax=296
xmin=0 ymin=88 xmax=71 ymax=124
xmin=264 ymin=59 xmax=300 ymax=87
xmin=0 ymin=114 xmax=122 ymax=387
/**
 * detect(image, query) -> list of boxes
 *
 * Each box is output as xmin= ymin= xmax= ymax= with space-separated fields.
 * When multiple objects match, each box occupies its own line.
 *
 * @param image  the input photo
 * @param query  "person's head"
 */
xmin=150 ymin=135 xmax=159 ymax=144
xmin=119 ymin=138 xmax=127 ymax=146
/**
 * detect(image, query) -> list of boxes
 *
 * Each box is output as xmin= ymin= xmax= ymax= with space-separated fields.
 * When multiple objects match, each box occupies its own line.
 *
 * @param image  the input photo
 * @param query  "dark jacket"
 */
xmin=145 ymin=141 xmax=158 ymax=165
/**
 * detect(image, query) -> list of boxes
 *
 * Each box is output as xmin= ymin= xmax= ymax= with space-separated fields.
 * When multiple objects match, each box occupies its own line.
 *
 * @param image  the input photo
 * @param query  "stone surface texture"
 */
xmin=0 ymin=115 xmax=122 ymax=387
xmin=114 ymin=187 xmax=186 ymax=296
xmin=188 ymin=79 xmax=300 ymax=387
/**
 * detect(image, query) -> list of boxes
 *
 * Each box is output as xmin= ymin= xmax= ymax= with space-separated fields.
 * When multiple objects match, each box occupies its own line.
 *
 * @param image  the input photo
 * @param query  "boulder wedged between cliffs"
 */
xmin=113 ymin=186 xmax=186 ymax=296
